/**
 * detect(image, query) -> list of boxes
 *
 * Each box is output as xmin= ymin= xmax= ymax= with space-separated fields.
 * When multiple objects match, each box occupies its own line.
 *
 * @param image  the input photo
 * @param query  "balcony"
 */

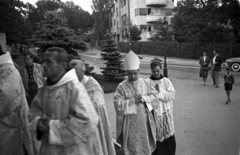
xmin=146 ymin=14 xmax=165 ymax=23
xmin=146 ymin=0 xmax=167 ymax=6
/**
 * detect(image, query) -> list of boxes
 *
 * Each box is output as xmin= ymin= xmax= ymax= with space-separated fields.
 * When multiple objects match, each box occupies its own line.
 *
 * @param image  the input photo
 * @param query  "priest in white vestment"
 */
xmin=69 ymin=59 xmax=116 ymax=155
xmin=0 ymin=52 xmax=34 ymax=155
xmin=146 ymin=60 xmax=176 ymax=155
xmin=29 ymin=47 xmax=100 ymax=155
xmin=114 ymin=50 xmax=158 ymax=155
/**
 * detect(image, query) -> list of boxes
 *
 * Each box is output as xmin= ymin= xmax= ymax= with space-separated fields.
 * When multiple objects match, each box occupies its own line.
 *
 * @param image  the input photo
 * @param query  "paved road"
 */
xmin=81 ymin=54 xmax=240 ymax=155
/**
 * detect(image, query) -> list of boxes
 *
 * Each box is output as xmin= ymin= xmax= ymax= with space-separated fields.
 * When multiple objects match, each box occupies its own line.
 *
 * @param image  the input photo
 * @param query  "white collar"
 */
xmin=0 ymin=52 xmax=13 ymax=65
xmin=81 ymin=75 xmax=90 ymax=84
xmin=46 ymin=69 xmax=78 ymax=88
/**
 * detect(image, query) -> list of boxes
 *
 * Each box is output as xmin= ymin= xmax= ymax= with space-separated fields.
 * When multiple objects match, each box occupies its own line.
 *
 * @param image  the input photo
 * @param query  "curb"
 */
xmin=79 ymin=53 xmax=200 ymax=68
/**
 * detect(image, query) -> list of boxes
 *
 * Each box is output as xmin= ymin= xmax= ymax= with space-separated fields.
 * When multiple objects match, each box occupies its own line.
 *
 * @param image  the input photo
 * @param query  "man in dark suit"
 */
xmin=211 ymin=50 xmax=223 ymax=88
xmin=199 ymin=52 xmax=211 ymax=85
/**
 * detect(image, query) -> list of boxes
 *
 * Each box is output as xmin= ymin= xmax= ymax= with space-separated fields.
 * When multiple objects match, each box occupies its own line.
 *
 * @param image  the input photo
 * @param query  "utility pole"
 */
xmin=128 ymin=0 xmax=131 ymax=51
xmin=163 ymin=54 xmax=168 ymax=77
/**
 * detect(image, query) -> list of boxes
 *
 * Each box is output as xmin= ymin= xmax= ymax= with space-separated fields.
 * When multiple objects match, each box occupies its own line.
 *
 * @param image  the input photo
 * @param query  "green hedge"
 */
xmin=118 ymin=42 xmax=240 ymax=60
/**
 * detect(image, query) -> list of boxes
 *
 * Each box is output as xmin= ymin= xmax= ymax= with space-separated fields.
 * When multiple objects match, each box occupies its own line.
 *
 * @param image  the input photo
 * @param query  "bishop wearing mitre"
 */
xmin=114 ymin=50 xmax=158 ymax=155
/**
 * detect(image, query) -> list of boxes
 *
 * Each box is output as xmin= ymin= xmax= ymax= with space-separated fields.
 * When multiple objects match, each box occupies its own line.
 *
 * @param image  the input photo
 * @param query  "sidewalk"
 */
xmin=81 ymin=48 xmax=200 ymax=67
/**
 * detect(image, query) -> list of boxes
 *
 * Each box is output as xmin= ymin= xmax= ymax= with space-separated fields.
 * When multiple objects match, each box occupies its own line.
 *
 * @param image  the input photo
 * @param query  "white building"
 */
xmin=111 ymin=0 xmax=174 ymax=43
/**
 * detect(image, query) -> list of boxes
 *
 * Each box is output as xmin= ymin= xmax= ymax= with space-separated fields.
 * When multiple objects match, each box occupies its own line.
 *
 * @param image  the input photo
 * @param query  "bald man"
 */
xmin=70 ymin=60 xmax=116 ymax=155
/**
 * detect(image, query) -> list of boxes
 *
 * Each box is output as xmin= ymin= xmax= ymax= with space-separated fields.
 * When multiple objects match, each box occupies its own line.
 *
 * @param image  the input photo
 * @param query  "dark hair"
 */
xmin=46 ymin=47 xmax=69 ymax=64
xmin=150 ymin=59 xmax=162 ymax=69
xmin=23 ymin=53 xmax=33 ymax=59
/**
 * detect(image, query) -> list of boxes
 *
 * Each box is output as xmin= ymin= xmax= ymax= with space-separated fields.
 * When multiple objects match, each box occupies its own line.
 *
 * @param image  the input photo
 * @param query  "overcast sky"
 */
xmin=22 ymin=0 xmax=93 ymax=13
xmin=22 ymin=0 xmax=179 ymax=14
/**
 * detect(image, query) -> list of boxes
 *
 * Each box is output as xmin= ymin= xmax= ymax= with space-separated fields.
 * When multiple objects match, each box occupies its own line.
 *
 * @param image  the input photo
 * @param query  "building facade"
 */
xmin=111 ymin=0 xmax=174 ymax=43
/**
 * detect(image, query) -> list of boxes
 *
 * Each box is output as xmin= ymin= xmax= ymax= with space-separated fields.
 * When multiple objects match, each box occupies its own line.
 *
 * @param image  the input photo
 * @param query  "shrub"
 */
xmin=101 ymin=32 xmax=125 ymax=80
xmin=119 ymin=42 xmax=240 ymax=60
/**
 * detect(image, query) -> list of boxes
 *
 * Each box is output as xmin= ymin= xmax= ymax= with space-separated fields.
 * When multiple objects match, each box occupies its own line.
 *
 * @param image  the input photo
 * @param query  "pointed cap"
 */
xmin=124 ymin=50 xmax=140 ymax=70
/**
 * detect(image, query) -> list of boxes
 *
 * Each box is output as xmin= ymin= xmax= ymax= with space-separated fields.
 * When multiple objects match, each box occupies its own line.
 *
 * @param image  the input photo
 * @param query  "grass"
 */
xmin=93 ymin=74 xmax=123 ymax=94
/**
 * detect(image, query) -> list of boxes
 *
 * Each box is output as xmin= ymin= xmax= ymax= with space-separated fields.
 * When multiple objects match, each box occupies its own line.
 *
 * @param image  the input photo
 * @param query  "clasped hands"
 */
xmin=37 ymin=117 xmax=50 ymax=133
xmin=135 ymin=94 xmax=144 ymax=104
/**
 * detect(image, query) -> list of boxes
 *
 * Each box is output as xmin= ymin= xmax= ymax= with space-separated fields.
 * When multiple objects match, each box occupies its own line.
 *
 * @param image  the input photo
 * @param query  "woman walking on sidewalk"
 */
xmin=199 ymin=52 xmax=211 ymax=85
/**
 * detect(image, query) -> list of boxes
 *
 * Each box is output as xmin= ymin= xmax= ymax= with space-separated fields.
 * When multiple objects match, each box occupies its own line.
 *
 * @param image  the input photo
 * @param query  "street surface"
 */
xmin=82 ymin=54 xmax=240 ymax=155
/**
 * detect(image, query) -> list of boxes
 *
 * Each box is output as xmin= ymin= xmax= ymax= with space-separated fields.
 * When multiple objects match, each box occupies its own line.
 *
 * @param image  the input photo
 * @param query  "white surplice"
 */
xmin=146 ymin=77 xmax=175 ymax=142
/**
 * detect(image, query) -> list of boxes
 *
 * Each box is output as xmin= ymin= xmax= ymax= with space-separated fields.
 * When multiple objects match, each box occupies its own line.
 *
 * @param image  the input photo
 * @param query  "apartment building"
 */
xmin=111 ymin=0 xmax=174 ymax=43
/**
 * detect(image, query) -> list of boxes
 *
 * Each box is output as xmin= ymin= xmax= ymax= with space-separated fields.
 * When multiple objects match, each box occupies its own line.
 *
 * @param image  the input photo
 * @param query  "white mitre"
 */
xmin=124 ymin=50 xmax=140 ymax=70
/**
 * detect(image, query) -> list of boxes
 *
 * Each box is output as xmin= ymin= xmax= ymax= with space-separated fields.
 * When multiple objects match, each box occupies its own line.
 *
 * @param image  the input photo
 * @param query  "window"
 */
xmin=122 ymin=29 xmax=128 ymax=38
xmin=121 ymin=14 xmax=127 ymax=25
xmin=140 ymin=25 xmax=147 ymax=30
xmin=125 ymin=29 xmax=128 ymax=36
xmin=117 ymin=22 xmax=119 ymax=30
xmin=114 ymin=20 xmax=116 ymax=25
xmin=148 ymin=26 xmax=152 ymax=32
xmin=148 ymin=8 xmax=151 ymax=15
xmin=135 ymin=8 xmax=148 ymax=16
xmin=121 ymin=0 xmax=126 ymax=8
xmin=116 ymin=8 xmax=118 ymax=17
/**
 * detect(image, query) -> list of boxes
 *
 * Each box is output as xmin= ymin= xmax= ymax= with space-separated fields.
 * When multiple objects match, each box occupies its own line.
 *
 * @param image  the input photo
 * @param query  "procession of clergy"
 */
xmin=0 ymin=46 xmax=176 ymax=155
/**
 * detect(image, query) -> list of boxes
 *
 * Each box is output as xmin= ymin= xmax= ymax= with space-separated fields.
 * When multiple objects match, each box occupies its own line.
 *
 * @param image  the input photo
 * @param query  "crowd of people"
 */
xmin=199 ymin=50 xmax=235 ymax=104
xmin=0 ymin=45 xmax=176 ymax=155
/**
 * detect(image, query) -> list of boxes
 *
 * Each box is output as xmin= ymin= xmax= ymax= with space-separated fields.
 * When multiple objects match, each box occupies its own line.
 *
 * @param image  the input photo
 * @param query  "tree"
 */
xmin=62 ymin=1 xmax=94 ymax=32
xmin=25 ymin=0 xmax=62 ymax=32
xmin=150 ymin=18 xmax=173 ymax=41
xmin=130 ymin=25 xmax=142 ymax=41
xmin=30 ymin=10 xmax=87 ymax=55
xmin=26 ymin=0 xmax=94 ymax=40
xmin=172 ymin=0 xmax=240 ymax=43
xmin=101 ymin=32 xmax=125 ymax=80
xmin=92 ymin=0 xmax=113 ymax=41
xmin=0 ymin=0 xmax=32 ymax=44
xmin=219 ymin=0 xmax=240 ymax=43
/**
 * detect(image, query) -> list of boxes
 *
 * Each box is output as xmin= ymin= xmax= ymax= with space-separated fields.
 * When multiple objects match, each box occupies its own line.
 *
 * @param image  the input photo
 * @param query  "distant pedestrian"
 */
xmin=20 ymin=53 xmax=44 ymax=107
xmin=199 ymin=52 xmax=211 ymax=85
xmin=211 ymin=50 xmax=223 ymax=88
xmin=224 ymin=68 xmax=235 ymax=104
